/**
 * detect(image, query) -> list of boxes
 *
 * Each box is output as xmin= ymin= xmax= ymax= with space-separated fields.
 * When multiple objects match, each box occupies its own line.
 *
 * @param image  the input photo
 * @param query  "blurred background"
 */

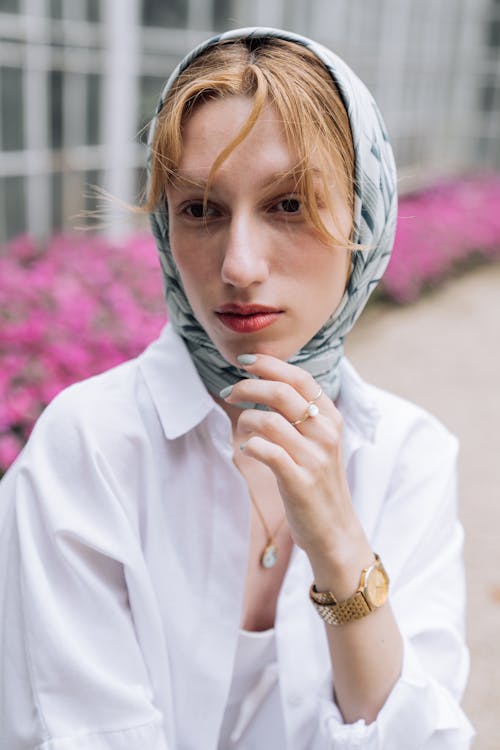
xmin=1 ymin=0 xmax=499 ymax=240
xmin=1 ymin=1 xmax=499 ymax=748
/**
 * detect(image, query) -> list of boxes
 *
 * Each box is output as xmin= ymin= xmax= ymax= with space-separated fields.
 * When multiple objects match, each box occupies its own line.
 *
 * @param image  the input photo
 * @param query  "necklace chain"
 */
xmin=249 ymin=491 xmax=287 ymax=569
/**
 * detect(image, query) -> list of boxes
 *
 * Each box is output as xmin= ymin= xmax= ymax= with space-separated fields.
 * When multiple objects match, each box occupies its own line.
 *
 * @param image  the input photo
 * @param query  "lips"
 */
xmin=215 ymin=303 xmax=283 ymax=333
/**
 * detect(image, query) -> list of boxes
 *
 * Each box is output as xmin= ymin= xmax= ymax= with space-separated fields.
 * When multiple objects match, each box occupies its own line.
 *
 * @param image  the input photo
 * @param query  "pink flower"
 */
xmin=381 ymin=173 xmax=500 ymax=302
xmin=0 ymin=433 xmax=24 ymax=469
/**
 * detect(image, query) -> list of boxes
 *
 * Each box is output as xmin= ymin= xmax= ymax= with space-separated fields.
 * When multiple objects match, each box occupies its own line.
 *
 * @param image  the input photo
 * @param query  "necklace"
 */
xmin=249 ymin=491 xmax=287 ymax=569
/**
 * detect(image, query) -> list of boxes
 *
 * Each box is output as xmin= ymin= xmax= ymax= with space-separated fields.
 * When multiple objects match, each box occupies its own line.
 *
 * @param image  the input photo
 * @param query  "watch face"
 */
xmin=365 ymin=566 xmax=389 ymax=607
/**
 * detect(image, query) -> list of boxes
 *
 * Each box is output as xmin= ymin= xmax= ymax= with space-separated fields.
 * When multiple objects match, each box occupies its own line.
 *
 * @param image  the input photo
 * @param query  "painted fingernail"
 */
xmin=239 ymin=442 xmax=247 ymax=451
xmin=219 ymin=385 xmax=233 ymax=399
xmin=237 ymin=354 xmax=257 ymax=365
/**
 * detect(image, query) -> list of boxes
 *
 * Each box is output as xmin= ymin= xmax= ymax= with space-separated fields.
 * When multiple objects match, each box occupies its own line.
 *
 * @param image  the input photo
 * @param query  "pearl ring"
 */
xmin=291 ymin=386 xmax=322 ymax=426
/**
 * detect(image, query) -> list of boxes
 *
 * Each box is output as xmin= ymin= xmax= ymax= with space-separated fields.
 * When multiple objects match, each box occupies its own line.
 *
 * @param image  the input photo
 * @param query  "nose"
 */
xmin=220 ymin=211 xmax=270 ymax=288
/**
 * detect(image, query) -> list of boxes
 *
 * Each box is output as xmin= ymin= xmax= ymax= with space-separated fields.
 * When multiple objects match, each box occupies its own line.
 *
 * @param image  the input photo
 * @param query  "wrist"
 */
xmin=310 ymin=553 xmax=390 ymax=626
xmin=307 ymin=534 xmax=374 ymax=601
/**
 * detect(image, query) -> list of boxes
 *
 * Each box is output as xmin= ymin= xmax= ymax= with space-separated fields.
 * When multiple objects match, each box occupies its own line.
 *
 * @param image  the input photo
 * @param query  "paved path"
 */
xmin=345 ymin=263 xmax=500 ymax=750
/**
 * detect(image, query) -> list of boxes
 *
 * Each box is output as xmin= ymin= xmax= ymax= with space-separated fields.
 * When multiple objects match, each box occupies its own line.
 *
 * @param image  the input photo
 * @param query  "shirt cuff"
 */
xmin=317 ymin=636 xmax=475 ymax=750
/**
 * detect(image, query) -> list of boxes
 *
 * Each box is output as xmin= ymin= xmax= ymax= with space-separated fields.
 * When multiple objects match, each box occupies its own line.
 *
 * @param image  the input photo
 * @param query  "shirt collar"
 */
xmin=138 ymin=324 xmax=217 ymax=439
xmin=138 ymin=324 xmax=381 ymax=448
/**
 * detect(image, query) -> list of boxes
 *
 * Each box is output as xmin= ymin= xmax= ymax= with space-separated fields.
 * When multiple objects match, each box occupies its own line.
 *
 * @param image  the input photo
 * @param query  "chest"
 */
xmin=240 ymin=511 xmax=294 ymax=631
xmin=234 ymin=454 xmax=295 ymax=631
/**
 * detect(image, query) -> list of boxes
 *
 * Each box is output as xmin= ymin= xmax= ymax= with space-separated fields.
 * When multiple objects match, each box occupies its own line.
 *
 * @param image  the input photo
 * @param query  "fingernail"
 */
xmin=237 ymin=354 xmax=257 ymax=366
xmin=239 ymin=442 xmax=247 ymax=451
xmin=219 ymin=385 xmax=233 ymax=399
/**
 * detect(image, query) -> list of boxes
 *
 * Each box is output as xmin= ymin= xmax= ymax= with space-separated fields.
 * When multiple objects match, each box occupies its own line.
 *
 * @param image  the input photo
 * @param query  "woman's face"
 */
xmin=166 ymin=95 xmax=352 ymax=367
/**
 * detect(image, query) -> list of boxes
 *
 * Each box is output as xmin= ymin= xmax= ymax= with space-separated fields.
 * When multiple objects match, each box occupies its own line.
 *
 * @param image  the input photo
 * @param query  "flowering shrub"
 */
xmin=0 ymin=233 xmax=165 ymax=472
xmin=382 ymin=172 xmax=500 ymax=302
xmin=1 ymin=173 xmax=500 ymax=473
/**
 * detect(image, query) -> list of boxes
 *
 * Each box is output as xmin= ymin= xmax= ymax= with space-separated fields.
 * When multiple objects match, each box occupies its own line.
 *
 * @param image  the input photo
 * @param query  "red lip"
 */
xmin=215 ymin=303 xmax=282 ymax=315
xmin=215 ymin=303 xmax=283 ymax=333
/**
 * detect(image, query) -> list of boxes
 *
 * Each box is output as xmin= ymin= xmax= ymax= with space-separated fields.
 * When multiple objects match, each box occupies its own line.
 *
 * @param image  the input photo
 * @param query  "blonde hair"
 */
xmin=145 ymin=38 xmax=356 ymax=247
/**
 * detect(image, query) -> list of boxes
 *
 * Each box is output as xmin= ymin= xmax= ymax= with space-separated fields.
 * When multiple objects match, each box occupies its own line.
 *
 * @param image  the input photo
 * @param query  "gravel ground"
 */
xmin=345 ymin=262 xmax=500 ymax=749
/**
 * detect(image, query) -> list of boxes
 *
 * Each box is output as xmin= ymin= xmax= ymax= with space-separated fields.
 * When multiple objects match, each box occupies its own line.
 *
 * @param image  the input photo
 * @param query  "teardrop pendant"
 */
xmin=261 ymin=543 xmax=278 ymax=569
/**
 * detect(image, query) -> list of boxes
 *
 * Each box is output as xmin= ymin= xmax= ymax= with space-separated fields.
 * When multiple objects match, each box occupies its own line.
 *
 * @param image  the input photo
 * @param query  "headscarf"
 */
xmin=147 ymin=27 xmax=397 ymax=402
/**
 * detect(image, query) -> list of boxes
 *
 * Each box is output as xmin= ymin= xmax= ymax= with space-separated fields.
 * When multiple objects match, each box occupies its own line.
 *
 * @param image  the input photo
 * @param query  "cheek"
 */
xmin=315 ymin=251 xmax=351 ymax=318
xmin=169 ymin=230 xmax=200 ymax=285
xmin=168 ymin=233 xmax=216 ymax=327
xmin=169 ymin=222 xmax=218 ymax=280
xmin=310 ymin=247 xmax=351 ymax=289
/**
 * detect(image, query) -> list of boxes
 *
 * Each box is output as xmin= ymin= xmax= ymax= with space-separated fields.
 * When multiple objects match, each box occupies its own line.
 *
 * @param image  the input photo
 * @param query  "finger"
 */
xmin=237 ymin=352 xmax=319 ymax=394
xmin=240 ymin=433 xmax=299 ymax=477
xmin=241 ymin=431 xmax=343 ymax=522
xmin=237 ymin=407 xmax=338 ymax=469
xmin=235 ymin=353 xmax=335 ymax=415
xmin=238 ymin=407 xmax=304 ymax=450
xmin=224 ymin=375 xmax=340 ymax=437
xmin=238 ymin=400 xmax=342 ymax=467
xmin=224 ymin=378 xmax=311 ymax=423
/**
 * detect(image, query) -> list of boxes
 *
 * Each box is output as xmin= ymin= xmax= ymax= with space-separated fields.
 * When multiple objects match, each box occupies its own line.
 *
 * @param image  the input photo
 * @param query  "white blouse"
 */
xmin=217 ymin=629 xmax=286 ymax=748
xmin=0 ymin=324 xmax=474 ymax=749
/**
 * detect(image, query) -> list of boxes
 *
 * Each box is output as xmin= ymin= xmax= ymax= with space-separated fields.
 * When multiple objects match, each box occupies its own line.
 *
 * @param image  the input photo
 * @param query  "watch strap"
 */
xmin=309 ymin=553 xmax=387 ymax=626
xmin=309 ymin=587 xmax=373 ymax=625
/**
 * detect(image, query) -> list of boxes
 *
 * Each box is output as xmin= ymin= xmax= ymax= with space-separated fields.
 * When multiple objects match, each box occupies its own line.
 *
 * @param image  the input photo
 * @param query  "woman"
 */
xmin=0 ymin=27 xmax=473 ymax=749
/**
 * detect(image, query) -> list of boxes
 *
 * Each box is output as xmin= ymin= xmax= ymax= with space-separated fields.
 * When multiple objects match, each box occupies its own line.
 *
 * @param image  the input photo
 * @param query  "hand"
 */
xmin=222 ymin=353 xmax=370 ymax=579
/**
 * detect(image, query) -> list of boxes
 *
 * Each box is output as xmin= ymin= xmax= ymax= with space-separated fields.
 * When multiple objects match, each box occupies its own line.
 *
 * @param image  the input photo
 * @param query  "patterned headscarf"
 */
xmin=147 ymin=27 xmax=397 ymax=401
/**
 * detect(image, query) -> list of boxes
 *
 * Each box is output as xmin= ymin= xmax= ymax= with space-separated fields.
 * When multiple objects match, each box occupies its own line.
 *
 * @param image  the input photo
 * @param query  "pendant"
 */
xmin=261 ymin=543 xmax=278 ymax=569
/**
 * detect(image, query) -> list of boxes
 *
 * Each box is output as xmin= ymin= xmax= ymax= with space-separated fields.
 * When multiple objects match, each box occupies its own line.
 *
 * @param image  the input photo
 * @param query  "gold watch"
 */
xmin=309 ymin=553 xmax=389 ymax=626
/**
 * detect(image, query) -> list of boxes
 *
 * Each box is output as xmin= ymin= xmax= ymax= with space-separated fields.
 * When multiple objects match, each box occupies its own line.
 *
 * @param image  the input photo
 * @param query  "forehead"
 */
xmin=177 ymin=95 xmax=293 ymax=175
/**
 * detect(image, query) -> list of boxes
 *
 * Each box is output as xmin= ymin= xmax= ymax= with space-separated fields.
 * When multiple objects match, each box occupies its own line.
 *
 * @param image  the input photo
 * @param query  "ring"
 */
xmin=310 ymin=386 xmax=322 ymax=403
xmin=291 ymin=386 xmax=323 ymax=426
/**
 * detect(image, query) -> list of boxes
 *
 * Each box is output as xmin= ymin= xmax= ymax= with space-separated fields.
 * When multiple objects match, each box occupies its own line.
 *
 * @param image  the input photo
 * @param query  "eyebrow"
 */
xmin=170 ymin=167 xmax=324 ymax=191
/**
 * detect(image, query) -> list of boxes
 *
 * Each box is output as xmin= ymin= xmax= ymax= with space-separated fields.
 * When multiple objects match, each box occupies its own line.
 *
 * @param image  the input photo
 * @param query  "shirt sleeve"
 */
xmin=313 ymin=412 xmax=475 ymax=749
xmin=0 ymin=390 xmax=170 ymax=750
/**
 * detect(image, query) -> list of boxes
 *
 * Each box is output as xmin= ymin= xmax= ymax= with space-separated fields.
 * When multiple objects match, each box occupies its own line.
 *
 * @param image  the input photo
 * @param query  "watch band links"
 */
xmin=309 ymin=588 xmax=373 ymax=626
